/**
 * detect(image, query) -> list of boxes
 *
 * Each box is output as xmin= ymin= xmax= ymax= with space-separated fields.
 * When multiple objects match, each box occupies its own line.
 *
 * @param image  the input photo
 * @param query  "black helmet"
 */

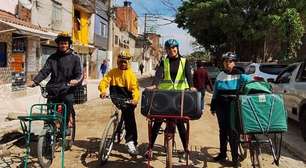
xmin=222 ymin=52 xmax=238 ymax=61
xmin=55 ymin=32 xmax=72 ymax=44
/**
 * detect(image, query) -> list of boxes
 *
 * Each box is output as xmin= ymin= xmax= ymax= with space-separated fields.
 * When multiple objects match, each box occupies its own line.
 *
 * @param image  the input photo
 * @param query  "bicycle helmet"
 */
xmin=222 ymin=52 xmax=238 ymax=61
xmin=118 ymin=50 xmax=132 ymax=60
xmin=164 ymin=39 xmax=179 ymax=48
xmin=55 ymin=32 xmax=72 ymax=44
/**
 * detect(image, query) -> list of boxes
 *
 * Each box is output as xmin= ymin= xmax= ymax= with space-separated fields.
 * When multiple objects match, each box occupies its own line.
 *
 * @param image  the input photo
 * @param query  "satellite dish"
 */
xmin=18 ymin=0 xmax=33 ymax=10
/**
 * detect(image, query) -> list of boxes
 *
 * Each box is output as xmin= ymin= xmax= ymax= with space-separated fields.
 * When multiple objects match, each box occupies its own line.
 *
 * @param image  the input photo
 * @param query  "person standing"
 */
xmin=139 ymin=62 xmax=144 ymax=75
xmin=100 ymin=59 xmax=108 ymax=77
xmin=146 ymin=39 xmax=196 ymax=158
xmin=211 ymin=52 xmax=251 ymax=167
xmin=193 ymin=61 xmax=213 ymax=112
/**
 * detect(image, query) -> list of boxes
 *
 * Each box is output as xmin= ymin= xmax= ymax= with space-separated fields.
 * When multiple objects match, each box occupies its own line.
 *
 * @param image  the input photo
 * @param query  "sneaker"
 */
xmin=126 ymin=141 xmax=139 ymax=156
xmin=213 ymin=153 xmax=227 ymax=162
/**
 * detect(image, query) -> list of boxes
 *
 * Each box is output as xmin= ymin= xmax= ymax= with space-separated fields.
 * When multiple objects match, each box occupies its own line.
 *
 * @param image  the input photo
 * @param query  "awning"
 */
xmin=0 ymin=20 xmax=57 ymax=40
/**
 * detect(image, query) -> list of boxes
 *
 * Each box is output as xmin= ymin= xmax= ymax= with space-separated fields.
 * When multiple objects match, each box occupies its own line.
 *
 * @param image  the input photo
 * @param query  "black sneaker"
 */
xmin=213 ymin=154 xmax=227 ymax=162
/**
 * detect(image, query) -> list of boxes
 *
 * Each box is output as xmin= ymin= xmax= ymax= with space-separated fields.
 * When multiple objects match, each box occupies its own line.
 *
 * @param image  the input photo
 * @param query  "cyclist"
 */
xmin=98 ymin=50 xmax=140 ymax=156
xmin=210 ymin=52 xmax=251 ymax=167
xmin=27 ymin=32 xmax=83 ymax=134
xmin=146 ymin=39 xmax=196 ymax=158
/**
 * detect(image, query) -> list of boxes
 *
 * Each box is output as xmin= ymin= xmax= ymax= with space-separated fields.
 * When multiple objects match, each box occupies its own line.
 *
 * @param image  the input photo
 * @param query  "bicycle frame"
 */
xmin=147 ymin=115 xmax=190 ymax=168
xmin=18 ymin=103 xmax=67 ymax=168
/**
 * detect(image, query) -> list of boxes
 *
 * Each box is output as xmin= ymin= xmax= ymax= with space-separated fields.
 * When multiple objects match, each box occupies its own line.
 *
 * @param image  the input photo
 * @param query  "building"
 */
xmin=73 ymin=0 xmax=95 ymax=79
xmin=0 ymin=0 xmax=57 ymax=86
xmin=89 ymin=0 xmax=109 ymax=78
xmin=113 ymin=1 xmax=139 ymax=69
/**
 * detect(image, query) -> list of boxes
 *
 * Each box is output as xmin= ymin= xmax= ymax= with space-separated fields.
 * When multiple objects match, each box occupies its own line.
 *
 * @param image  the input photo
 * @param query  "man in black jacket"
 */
xmin=28 ymin=32 xmax=83 ymax=131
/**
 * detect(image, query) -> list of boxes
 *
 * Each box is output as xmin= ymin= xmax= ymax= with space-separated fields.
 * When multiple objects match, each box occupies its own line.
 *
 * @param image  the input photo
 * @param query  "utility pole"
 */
xmin=142 ymin=13 xmax=147 ymax=60
xmin=107 ymin=0 xmax=113 ymax=68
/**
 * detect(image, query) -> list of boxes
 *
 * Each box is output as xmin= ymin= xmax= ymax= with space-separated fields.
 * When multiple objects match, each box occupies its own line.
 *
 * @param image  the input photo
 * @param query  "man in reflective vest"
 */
xmin=146 ymin=39 xmax=196 ymax=158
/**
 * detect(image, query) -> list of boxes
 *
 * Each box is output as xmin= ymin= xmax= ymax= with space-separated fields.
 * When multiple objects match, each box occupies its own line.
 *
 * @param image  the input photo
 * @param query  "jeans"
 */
xmin=48 ymin=93 xmax=75 ymax=126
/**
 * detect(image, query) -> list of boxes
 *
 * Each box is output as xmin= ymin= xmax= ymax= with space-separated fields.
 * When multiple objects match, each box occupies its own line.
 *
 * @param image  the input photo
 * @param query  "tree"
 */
xmin=175 ymin=0 xmax=305 ymax=62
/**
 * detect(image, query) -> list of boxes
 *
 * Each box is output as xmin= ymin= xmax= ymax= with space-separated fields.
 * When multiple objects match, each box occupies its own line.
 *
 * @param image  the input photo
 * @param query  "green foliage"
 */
xmin=186 ymin=51 xmax=211 ymax=61
xmin=176 ymin=0 xmax=305 ymax=61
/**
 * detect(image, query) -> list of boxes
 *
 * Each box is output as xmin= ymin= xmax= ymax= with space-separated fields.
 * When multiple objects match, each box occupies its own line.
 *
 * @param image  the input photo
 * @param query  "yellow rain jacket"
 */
xmin=98 ymin=67 xmax=140 ymax=103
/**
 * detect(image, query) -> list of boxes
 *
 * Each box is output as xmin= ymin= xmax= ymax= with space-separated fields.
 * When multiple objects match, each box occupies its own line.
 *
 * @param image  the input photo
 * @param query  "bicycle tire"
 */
xmin=98 ymin=116 xmax=117 ymax=165
xmin=166 ymin=134 xmax=173 ymax=168
xmin=238 ymin=143 xmax=248 ymax=161
xmin=250 ymin=143 xmax=262 ymax=168
xmin=271 ymin=133 xmax=282 ymax=165
xmin=37 ymin=125 xmax=56 ymax=168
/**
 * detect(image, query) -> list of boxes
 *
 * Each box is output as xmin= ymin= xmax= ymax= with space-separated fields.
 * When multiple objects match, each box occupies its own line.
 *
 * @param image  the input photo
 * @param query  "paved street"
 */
xmin=1 ymin=76 xmax=305 ymax=168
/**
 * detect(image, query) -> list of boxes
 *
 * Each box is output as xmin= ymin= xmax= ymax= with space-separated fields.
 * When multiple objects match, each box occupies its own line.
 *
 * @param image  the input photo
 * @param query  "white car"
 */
xmin=245 ymin=63 xmax=287 ymax=81
xmin=272 ymin=62 xmax=306 ymax=141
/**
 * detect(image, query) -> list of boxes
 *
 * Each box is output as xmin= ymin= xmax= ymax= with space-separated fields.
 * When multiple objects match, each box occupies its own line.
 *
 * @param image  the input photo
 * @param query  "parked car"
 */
xmin=245 ymin=63 xmax=287 ymax=81
xmin=206 ymin=66 xmax=220 ymax=84
xmin=272 ymin=62 xmax=306 ymax=141
xmin=236 ymin=62 xmax=252 ymax=72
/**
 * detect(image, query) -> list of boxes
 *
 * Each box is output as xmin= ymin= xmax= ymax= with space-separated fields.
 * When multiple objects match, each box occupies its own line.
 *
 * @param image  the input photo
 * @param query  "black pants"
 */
xmin=48 ymin=93 xmax=75 ymax=126
xmin=216 ymin=97 xmax=238 ymax=161
xmin=149 ymin=120 xmax=187 ymax=150
xmin=122 ymin=105 xmax=138 ymax=145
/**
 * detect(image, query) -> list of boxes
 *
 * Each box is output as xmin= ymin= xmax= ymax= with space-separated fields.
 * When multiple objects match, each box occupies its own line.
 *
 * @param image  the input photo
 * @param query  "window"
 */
xmin=100 ymin=22 xmax=107 ymax=37
xmin=298 ymin=63 xmax=306 ymax=82
xmin=259 ymin=64 xmax=287 ymax=75
xmin=246 ymin=65 xmax=256 ymax=74
xmin=276 ymin=65 xmax=297 ymax=83
xmin=0 ymin=43 xmax=7 ymax=67
xmin=52 ymin=1 xmax=62 ymax=28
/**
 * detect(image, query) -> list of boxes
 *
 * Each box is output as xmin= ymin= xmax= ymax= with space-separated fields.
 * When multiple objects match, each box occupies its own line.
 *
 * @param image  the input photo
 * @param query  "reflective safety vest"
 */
xmin=159 ymin=57 xmax=189 ymax=90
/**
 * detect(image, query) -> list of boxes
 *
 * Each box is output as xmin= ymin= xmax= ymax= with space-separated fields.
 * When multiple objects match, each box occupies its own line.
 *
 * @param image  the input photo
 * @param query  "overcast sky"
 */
xmin=114 ymin=0 xmax=195 ymax=55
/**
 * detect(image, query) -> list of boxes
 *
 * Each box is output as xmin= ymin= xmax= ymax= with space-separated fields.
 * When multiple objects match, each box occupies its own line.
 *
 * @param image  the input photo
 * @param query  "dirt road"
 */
xmin=2 ymin=77 xmax=306 ymax=168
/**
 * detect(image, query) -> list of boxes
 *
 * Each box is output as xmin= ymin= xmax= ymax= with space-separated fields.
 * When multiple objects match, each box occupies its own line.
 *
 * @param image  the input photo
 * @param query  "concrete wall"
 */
xmin=31 ymin=0 xmax=73 ymax=33
xmin=0 ymin=0 xmax=18 ymax=14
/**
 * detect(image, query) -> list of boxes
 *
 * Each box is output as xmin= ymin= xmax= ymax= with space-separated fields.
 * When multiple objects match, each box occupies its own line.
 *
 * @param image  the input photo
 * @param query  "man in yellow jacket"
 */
xmin=98 ymin=50 xmax=140 ymax=155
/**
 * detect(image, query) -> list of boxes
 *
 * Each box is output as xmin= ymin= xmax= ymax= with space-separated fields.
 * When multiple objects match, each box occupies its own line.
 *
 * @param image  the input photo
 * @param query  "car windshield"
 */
xmin=259 ymin=64 xmax=287 ymax=75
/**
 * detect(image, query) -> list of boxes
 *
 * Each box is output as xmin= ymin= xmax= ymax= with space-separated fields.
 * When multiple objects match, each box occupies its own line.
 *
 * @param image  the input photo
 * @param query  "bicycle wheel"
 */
xmin=37 ymin=125 xmax=56 ymax=168
xmin=271 ymin=133 xmax=282 ymax=165
xmin=165 ymin=133 xmax=174 ymax=168
xmin=98 ymin=116 xmax=117 ymax=165
xmin=250 ymin=143 xmax=262 ymax=168
xmin=238 ymin=143 xmax=248 ymax=161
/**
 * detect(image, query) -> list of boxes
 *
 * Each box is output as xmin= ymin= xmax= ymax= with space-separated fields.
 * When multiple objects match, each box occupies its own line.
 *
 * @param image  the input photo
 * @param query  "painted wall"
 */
xmin=31 ymin=0 xmax=73 ymax=33
xmin=0 ymin=0 xmax=18 ymax=14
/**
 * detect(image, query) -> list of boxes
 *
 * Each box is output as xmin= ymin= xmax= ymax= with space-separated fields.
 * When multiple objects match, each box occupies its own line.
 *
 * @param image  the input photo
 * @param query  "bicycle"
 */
xmin=146 ymin=115 xmax=190 ymax=168
xmin=229 ymin=81 xmax=286 ymax=168
xmin=98 ymin=96 xmax=131 ymax=165
xmin=18 ymin=84 xmax=76 ymax=168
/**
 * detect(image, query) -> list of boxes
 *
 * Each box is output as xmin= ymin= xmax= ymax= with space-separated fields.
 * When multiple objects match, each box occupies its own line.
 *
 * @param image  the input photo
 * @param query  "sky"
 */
xmin=114 ymin=0 xmax=196 ymax=55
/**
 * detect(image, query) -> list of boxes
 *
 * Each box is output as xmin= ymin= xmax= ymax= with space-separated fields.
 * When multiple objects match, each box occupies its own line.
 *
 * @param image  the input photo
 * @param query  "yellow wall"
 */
xmin=73 ymin=10 xmax=89 ymax=45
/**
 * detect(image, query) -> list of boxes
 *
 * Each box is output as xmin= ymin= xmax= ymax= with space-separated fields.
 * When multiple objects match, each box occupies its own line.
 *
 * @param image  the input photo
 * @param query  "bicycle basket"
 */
xmin=232 ymin=93 xmax=287 ymax=134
